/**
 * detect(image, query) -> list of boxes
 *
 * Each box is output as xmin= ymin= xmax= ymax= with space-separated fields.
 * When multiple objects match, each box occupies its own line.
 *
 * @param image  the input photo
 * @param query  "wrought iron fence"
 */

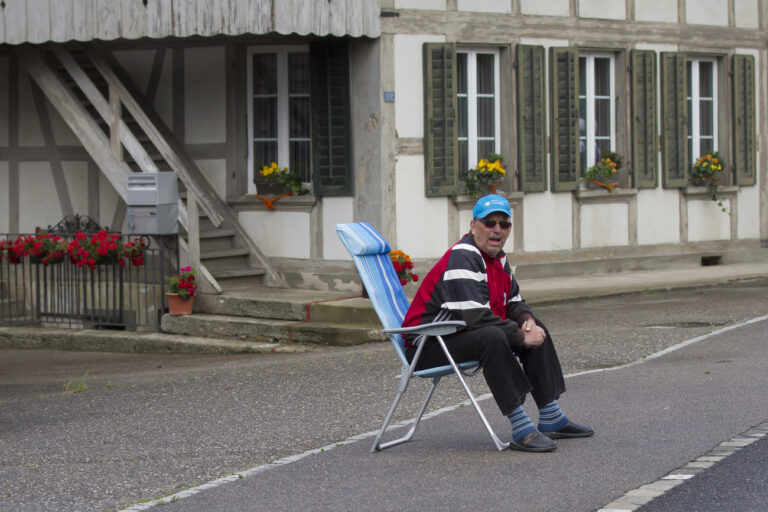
xmin=1 ymin=229 xmax=179 ymax=331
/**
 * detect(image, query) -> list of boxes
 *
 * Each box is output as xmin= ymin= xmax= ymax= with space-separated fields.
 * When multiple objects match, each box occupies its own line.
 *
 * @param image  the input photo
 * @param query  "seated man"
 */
xmin=402 ymin=194 xmax=593 ymax=452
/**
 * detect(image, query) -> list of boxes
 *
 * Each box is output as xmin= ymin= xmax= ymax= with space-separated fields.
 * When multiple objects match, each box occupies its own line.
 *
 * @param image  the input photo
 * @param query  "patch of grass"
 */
xmin=106 ymin=380 xmax=121 ymax=389
xmin=64 ymin=371 xmax=89 ymax=394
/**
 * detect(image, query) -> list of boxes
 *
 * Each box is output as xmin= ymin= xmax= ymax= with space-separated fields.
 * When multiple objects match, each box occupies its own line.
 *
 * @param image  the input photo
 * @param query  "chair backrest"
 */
xmin=336 ymin=222 xmax=411 ymax=365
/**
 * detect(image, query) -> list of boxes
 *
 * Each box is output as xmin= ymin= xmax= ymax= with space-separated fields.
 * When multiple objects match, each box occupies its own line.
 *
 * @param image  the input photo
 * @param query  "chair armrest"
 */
xmin=382 ymin=320 xmax=466 ymax=337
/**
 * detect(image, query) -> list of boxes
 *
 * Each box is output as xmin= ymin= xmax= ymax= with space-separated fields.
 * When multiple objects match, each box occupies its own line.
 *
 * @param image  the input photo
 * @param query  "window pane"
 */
xmin=253 ymin=53 xmax=277 ymax=95
xmin=459 ymin=139 xmax=468 ymax=179
xmin=458 ymin=96 xmax=468 ymax=138
xmin=699 ymin=61 xmax=713 ymax=98
xmin=594 ymin=58 xmax=610 ymax=96
xmin=596 ymin=139 xmax=610 ymax=161
xmin=290 ymin=97 xmax=310 ymax=138
xmin=699 ymin=99 xmax=713 ymax=137
xmin=477 ymin=140 xmax=495 ymax=163
xmin=477 ymin=97 xmax=495 ymax=138
xmin=253 ymin=97 xmax=276 ymax=138
xmin=457 ymin=53 xmax=467 ymax=95
xmin=476 ymin=54 xmax=494 ymax=94
xmin=686 ymin=61 xmax=692 ymax=97
xmin=687 ymin=98 xmax=692 ymax=136
xmin=289 ymin=52 xmax=310 ymax=94
xmin=253 ymin=141 xmax=277 ymax=175
xmin=700 ymin=138 xmax=713 ymax=155
xmin=595 ymin=98 xmax=610 ymax=137
xmin=290 ymin=141 xmax=311 ymax=182
xmin=579 ymin=57 xmax=586 ymax=95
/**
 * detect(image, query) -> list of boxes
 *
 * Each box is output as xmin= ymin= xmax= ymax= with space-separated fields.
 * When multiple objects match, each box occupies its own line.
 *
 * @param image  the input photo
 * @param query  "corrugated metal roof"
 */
xmin=0 ymin=0 xmax=380 ymax=44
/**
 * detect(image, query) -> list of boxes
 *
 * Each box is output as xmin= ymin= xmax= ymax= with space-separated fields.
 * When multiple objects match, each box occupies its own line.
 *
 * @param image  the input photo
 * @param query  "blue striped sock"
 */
xmin=538 ymin=400 xmax=569 ymax=432
xmin=508 ymin=405 xmax=536 ymax=442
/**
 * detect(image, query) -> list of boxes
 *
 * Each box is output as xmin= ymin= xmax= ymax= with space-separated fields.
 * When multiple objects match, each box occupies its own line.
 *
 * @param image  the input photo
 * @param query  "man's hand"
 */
xmin=521 ymin=318 xmax=546 ymax=349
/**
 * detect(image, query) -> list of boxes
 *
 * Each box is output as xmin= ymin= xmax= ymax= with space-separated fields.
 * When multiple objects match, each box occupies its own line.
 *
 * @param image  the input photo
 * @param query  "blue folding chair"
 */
xmin=336 ymin=222 xmax=509 ymax=452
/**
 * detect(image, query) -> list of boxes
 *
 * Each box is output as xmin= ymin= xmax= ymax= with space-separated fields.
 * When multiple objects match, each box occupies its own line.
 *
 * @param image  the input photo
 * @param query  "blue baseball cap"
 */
xmin=472 ymin=194 xmax=511 ymax=219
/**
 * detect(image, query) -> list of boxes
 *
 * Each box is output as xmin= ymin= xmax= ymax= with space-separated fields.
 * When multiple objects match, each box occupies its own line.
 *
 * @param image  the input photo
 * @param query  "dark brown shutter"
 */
xmin=516 ymin=45 xmax=547 ymax=192
xmin=423 ymin=42 xmax=459 ymax=197
xmin=549 ymin=47 xmax=579 ymax=192
xmin=311 ymin=41 xmax=353 ymax=196
xmin=631 ymin=50 xmax=658 ymax=188
xmin=660 ymin=52 xmax=688 ymax=188
xmin=732 ymin=54 xmax=756 ymax=186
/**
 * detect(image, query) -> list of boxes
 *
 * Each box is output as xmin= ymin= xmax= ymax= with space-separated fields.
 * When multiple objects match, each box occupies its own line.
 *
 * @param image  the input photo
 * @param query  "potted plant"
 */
xmin=389 ymin=250 xmax=419 ymax=286
xmin=464 ymin=154 xmax=507 ymax=198
xmin=28 ymin=231 xmax=68 ymax=266
xmin=67 ymin=230 xmax=125 ymax=269
xmin=123 ymin=237 xmax=148 ymax=267
xmin=583 ymin=151 xmax=623 ymax=192
xmin=256 ymin=162 xmax=310 ymax=209
xmin=691 ymin=151 xmax=728 ymax=213
xmin=166 ymin=266 xmax=198 ymax=315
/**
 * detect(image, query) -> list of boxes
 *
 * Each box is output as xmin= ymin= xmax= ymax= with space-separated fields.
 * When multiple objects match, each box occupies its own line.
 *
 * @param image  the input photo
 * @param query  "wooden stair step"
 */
xmin=210 ymin=267 xmax=266 ymax=279
xmin=201 ymin=247 xmax=251 ymax=259
xmin=199 ymin=228 xmax=237 ymax=239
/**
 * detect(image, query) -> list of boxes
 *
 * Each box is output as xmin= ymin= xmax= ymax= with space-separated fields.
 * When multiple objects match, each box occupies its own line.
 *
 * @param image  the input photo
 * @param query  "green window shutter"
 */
xmin=549 ymin=47 xmax=579 ymax=192
xmin=423 ymin=42 xmax=459 ymax=197
xmin=733 ymin=54 xmax=756 ymax=186
xmin=311 ymin=42 xmax=352 ymax=196
xmin=517 ymin=45 xmax=547 ymax=192
xmin=660 ymin=52 xmax=688 ymax=188
xmin=631 ymin=50 xmax=658 ymax=189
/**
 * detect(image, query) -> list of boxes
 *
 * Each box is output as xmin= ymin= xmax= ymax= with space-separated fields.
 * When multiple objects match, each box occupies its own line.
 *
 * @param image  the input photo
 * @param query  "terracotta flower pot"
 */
xmin=166 ymin=292 xmax=194 ymax=316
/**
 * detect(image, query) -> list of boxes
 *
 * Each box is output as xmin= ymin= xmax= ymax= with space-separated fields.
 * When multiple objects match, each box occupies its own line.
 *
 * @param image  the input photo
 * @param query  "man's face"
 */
xmin=470 ymin=212 xmax=511 ymax=257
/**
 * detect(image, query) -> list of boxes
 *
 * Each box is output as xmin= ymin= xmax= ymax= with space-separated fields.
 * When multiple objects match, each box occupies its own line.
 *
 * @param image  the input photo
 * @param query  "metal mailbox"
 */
xmin=126 ymin=172 xmax=179 ymax=234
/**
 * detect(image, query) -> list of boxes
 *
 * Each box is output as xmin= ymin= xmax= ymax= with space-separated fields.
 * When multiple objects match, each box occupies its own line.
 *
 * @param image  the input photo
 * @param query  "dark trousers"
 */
xmin=405 ymin=319 xmax=566 ymax=416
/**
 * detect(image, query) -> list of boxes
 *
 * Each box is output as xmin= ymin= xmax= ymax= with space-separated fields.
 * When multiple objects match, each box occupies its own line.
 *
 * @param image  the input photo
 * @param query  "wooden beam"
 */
xmin=85 ymin=45 xmax=224 ymax=227
xmin=16 ymin=46 xmax=130 ymax=201
xmin=8 ymin=56 xmax=19 ymax=233
xmin=29 ymin=81 xmax=74 ymax=217
xmin=52 ymin=47 xmax=158 ymax=173
xmin=145 ymin=47 xmax=166 ymax=105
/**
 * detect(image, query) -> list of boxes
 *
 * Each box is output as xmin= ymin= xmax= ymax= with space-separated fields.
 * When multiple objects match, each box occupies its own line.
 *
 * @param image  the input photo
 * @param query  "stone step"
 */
xmin=193 ymin=288 xmax=372 ymax=322
xmin=160 ymin=313 xmax=386 ymax=347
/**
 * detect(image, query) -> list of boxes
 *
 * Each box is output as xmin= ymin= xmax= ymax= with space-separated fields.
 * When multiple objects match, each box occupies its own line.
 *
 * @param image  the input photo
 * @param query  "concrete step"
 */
xmin=160 ymin=313 xmax=386 ymax=346
xmin=193 ymin=288 xmax=368 ymax=322
xmin=0 ymin=326 xmax=320 ymax=355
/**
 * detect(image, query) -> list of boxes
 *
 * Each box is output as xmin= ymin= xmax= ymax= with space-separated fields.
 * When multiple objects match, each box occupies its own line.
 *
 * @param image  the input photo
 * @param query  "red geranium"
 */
xmin=389 ymin=250 xmax=419 ymax=286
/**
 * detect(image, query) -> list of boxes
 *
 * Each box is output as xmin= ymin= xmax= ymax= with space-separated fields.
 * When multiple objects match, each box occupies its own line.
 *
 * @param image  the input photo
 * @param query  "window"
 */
xmin=686 ymin=58 xmax=717 ymax=162
xmin=457 ymin=49 xmax=500 ymax=177
xmin=247 ymin=46 xmax=311 ymax=194
xmin=579 ymin=54 xmax=615 ymax=172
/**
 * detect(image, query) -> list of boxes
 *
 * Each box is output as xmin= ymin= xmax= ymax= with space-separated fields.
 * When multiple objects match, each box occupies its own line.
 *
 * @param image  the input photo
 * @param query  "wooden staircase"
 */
xmin=16 ymin=43 xmax=285 ymax=290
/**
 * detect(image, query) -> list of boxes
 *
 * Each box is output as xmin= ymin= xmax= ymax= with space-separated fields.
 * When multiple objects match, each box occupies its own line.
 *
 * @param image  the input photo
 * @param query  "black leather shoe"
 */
xmin=541 ymin=420 xmax=594 ymax=439
xmin=508 ymin=430 xmax=558 ymax=452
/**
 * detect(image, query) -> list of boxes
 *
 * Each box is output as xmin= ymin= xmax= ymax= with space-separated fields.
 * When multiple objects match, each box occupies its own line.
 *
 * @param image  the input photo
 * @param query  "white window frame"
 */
xmin=457 ymin=48 xmax=501 ymax=168
xmin=687 ymin=58 xmax=718 ymax=163
xmin=246 ymin=45 xmax=310 ymax=194
xmin=579 ymin=53 xmax=616 ymax=169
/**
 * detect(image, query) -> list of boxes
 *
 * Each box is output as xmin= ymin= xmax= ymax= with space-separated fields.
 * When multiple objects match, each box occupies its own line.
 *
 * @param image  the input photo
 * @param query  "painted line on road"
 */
xmin=597 ymin=420 xmax=768 ymax=512
xmin=119 ymin=313 xmax=768 ymax=512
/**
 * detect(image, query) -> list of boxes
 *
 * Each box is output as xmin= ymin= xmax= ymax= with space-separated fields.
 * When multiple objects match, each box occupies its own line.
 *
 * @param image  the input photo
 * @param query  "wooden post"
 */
xmin=186 ymin=191 xmax=201 ymax=272
xmin=109 ymin=87 xmax=122 ymax=161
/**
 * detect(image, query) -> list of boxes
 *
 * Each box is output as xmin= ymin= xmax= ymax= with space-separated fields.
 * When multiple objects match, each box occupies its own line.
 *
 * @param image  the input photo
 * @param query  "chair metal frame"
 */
xmin=335 ymin=222 xmax=509 ymax=453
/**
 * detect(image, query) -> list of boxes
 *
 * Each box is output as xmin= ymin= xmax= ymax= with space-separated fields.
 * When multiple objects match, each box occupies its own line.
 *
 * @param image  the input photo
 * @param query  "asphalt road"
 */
xmin=638 ymin=435 xmax=768 ymax=512
xmin=1 ymin=278 xmax=767 ymax=512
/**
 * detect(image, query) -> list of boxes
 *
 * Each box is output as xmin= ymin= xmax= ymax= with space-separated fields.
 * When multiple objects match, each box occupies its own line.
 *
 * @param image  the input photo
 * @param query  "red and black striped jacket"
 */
xmin=401 ymin=233 xmax=533 ymax=348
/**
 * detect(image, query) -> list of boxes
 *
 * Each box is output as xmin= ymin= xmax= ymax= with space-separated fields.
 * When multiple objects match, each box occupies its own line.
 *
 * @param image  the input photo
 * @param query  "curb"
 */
xmin=0 ymin=326 xmax=318 ymax=355
xmin=597 ymin=420 xmax=768 ymax=511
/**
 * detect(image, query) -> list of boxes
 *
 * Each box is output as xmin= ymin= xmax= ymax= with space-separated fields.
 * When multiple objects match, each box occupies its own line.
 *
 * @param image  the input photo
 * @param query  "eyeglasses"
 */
xmin=475 ymin=218 xmax=511 ymax=229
